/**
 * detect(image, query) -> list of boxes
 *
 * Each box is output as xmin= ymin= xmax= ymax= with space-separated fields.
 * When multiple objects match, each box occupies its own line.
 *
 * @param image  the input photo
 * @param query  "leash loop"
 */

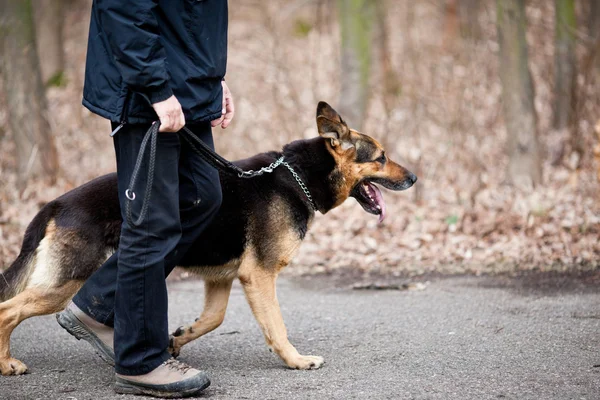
xmin=125 ymin=121 xmax=159 ymax=227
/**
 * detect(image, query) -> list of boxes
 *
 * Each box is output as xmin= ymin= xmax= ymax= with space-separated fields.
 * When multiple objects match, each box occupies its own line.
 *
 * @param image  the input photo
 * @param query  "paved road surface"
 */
xmin=3 ymin=274 xmax=599 ymax=400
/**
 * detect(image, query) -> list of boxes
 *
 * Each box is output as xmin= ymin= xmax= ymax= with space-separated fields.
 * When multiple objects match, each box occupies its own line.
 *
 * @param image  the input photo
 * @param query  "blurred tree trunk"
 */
xmin=553 ymin=0 xmax=576 ymax=130
xmin=0 ymin=0 xmax=59 ymax=183
xmin=373 ymin=0 xmax=399 ymax=113
xmin=458 ymin=0 xmax=482 ymax=41
xmin=33 ymin=0 xmax=65 ymax=86
xmin=564 ymin=8 xmax=600 ymax=171
xmin=443 ymin=0 xmax=459 ymax=48
xmin=595 ymin=120 xmax=600 ymax=183
xmin=338 ymin=0 xmax=374 ymax=130
xmin=496 ymin=0 xmax=542 ymax=187
xmin=589 ymin=0 xmax=600 ymax=40
xmin=553 ymin=0 xmax=597 ymax=168
xmin=588 ymin=0 xmax=600 ymax=73
xmin=444 ymin=0 xmax=482 ymax=48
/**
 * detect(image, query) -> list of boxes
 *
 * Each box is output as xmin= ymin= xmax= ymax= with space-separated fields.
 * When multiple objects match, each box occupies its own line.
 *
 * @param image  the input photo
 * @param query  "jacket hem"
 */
xmin=82 ymin=98 xmax=118 ymax=122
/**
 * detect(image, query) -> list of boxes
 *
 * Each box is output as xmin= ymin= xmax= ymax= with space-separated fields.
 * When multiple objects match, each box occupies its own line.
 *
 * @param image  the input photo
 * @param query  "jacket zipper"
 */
xmin=110 ymin=89 xmax=131 ymax=137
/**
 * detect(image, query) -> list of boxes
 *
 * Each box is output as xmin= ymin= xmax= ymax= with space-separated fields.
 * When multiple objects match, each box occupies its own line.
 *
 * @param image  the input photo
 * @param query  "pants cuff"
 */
xmin=115 ymin=350 xmax=172 ymax=376
xmin=71 ymin=295 xmax=113 ymax=326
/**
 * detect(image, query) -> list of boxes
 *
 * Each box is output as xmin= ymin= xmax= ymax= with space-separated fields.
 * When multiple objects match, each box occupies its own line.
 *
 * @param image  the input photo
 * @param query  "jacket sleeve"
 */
xmin=96 ymin=0 xmax=173 ymax=104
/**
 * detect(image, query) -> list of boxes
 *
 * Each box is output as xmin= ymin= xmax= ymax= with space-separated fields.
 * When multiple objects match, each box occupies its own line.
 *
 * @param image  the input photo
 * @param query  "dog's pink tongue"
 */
xmin=370 ymin=183 xmax=387 ymax=223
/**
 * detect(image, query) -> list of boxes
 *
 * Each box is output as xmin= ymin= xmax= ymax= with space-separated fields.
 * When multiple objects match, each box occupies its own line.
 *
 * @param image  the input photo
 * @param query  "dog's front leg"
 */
xmin=238 ymin=261 xmax=324 ymax=370
xmin=169 ymin=279 xmax=233 ymax=357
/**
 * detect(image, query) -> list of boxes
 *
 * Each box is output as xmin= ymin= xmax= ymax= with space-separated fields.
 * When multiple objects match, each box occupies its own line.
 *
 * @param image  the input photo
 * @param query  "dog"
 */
xmin=0 ymin=102 xmax=416 ymax=376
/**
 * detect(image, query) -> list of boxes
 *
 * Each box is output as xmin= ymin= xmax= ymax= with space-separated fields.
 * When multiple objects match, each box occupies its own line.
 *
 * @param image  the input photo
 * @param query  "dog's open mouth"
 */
xmin=351 ymin=180 xmax=387 ymax=223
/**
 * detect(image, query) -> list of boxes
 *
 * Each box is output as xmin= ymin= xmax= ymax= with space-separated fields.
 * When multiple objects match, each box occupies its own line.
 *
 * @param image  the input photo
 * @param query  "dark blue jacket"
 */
xmin=83 ymin=0 xmax=228 ymax=124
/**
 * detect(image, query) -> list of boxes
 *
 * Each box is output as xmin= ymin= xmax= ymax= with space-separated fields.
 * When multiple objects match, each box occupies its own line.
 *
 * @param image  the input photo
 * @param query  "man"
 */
xmin=56 ymin=0 xmax=232 ymax=397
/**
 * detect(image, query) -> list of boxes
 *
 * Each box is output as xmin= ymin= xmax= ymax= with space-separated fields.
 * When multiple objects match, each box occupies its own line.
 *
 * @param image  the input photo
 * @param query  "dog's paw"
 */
xmin=168 ymin=329 xmax=184 ymax=358
xmin=286 ymin=355 xmax=325 ymax=370
xmin=0 ymin=358 xmax=28 ymax=376
xmin=168 ymin=335 xmax=181 ymax=358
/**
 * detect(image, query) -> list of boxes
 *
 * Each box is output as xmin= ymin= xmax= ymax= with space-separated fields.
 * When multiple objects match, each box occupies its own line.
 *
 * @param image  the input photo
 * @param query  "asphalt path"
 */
xmin=2 ymin=273 xmax=599 ymax=400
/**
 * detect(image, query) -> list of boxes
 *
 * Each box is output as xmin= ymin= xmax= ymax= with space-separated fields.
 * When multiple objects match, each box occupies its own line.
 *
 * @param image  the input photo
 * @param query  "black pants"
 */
xmin=72 ymin=122 xmax=222 ymax=375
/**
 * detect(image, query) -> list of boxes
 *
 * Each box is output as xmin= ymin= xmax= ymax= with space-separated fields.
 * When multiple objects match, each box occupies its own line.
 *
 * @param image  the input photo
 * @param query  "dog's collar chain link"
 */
xmin=238 ymin=155 xmax=317 ymax=211
xmin=281 ymin=160 xmax=317 ymax=211
xmin=237 ymin=156 xmax=285 ymax=178
xmin=237 ymin=156 xmax=316 ymax=211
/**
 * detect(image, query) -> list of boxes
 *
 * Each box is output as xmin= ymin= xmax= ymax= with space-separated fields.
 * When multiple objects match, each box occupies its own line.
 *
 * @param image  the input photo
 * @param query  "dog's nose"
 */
xmin=408 ymin=172 xmax=417 ymax=184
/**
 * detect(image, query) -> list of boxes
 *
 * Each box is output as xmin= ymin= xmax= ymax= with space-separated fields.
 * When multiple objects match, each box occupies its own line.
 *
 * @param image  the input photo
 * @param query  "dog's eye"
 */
xmin=375 ymin=153 xmax=386 ymax=164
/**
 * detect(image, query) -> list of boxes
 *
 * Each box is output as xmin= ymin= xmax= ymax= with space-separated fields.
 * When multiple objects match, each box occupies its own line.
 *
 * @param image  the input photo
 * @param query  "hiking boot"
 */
xmin=114 ymin=358 xmax=210 ymax=398
xmin=56 ymin=302 xmax=115 ymax=365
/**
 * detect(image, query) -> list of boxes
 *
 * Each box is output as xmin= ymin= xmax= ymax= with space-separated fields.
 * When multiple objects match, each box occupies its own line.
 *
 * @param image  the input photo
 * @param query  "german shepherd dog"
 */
xmin=0 ymin=102 xmax=416 ymax=376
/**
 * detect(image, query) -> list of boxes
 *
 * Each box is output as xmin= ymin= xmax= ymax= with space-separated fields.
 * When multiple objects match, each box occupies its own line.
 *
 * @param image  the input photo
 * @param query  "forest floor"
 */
xmin=0 ymin=1 xmax=599 ymax=278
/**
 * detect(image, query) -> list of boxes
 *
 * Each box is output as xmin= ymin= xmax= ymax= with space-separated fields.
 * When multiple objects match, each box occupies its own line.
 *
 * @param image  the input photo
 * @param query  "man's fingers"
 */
xmin=221 ymin=117 xmax=232 ymax=129
xmin=221 ymin=88 xmax=226 ymax=112
xmin=221 ymin=94 xmax=234 ymax=129
xmin=211 ymin=81 xmax=234 ymax=129
xmin=221 ymin=110 xmax=233 ymax=128
xmin=152 ymin=95 xmax=184 ymax=132
xmin=211 ymin=115 xmax=224 ymax=127
xmin=158 ymin=114 xmax=172 ymax=132
xmin=173 ymin=109 xmax=185 ymax=131
xmin=178 ymin=111 xmax=186 ymax=131
xmin=159 ymin=115 xmax=178 ymax=132
xmin=159 ymin=110 xmax=185 ymax=132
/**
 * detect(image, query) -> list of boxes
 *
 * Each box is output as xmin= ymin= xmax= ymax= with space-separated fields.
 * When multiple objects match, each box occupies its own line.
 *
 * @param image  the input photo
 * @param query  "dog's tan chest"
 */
xmin=187 ymin=260 xmax=241 ymax=282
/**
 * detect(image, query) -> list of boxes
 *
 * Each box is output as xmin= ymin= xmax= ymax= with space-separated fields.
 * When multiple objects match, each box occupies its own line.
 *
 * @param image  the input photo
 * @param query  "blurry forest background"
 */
xmin=0 ymin=0 xmax=598 ymax=278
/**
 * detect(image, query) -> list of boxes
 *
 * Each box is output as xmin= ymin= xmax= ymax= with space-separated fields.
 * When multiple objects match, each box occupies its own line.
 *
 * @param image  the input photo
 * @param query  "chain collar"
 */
xmin=280 ymin=160 xmax=317 ymax=211
xmin=237 ymin=156 xmax=285 ymax=178
xmin=237 ymin=155 xmax=317 ymax=212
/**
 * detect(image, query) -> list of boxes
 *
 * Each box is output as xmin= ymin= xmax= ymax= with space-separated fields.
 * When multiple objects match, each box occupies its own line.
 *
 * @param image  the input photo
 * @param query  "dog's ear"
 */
xmin=316 ymin=102 xmax=354 ymax=151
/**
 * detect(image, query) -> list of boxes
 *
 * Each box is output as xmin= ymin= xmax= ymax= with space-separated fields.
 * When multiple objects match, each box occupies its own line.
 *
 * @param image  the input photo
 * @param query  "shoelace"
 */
xmin=164 ymin=358 xmax=192 ymax=374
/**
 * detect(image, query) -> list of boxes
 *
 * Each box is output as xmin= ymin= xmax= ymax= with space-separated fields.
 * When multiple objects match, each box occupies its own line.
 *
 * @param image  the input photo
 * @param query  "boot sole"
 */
xmin=56 ymin=309 xmax=115 ymax=366
xmin=114 ymin=378 xmax=210 ymax=398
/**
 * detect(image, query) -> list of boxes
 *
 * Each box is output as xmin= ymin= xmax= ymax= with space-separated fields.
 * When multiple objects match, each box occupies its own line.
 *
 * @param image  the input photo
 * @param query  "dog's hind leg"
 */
xmin=0 ymin=280 xmax=82 ymax=375
xmin=238 ymin=257 xmax=324 ymax=370
xmin=168 ymin=278 xmax=233 ymax=358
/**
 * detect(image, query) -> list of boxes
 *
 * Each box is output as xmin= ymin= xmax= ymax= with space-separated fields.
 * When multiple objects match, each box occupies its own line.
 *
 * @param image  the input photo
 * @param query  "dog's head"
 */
xmin=316 ymin=101 xmax=417 ymax=222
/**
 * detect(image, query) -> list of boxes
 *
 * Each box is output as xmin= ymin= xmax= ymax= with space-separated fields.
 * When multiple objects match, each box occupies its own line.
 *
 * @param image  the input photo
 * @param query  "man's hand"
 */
xmin=211 ymin=81 xmax=235 ymax=129
xmin=152 ymin=95 xmax=185 ymax=132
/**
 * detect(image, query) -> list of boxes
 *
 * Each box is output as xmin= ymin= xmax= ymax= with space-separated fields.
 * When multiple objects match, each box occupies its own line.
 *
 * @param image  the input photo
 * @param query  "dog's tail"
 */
xmin=0 ymin=203 xmax=56 ymax=302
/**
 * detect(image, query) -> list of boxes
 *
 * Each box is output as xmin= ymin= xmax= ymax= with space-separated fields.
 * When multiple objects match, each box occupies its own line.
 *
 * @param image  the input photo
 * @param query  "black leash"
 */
xmin=124 ymin=122 xmax=158 ymax=228
xmin=125 ymin=122 xmax=289 ymax=227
